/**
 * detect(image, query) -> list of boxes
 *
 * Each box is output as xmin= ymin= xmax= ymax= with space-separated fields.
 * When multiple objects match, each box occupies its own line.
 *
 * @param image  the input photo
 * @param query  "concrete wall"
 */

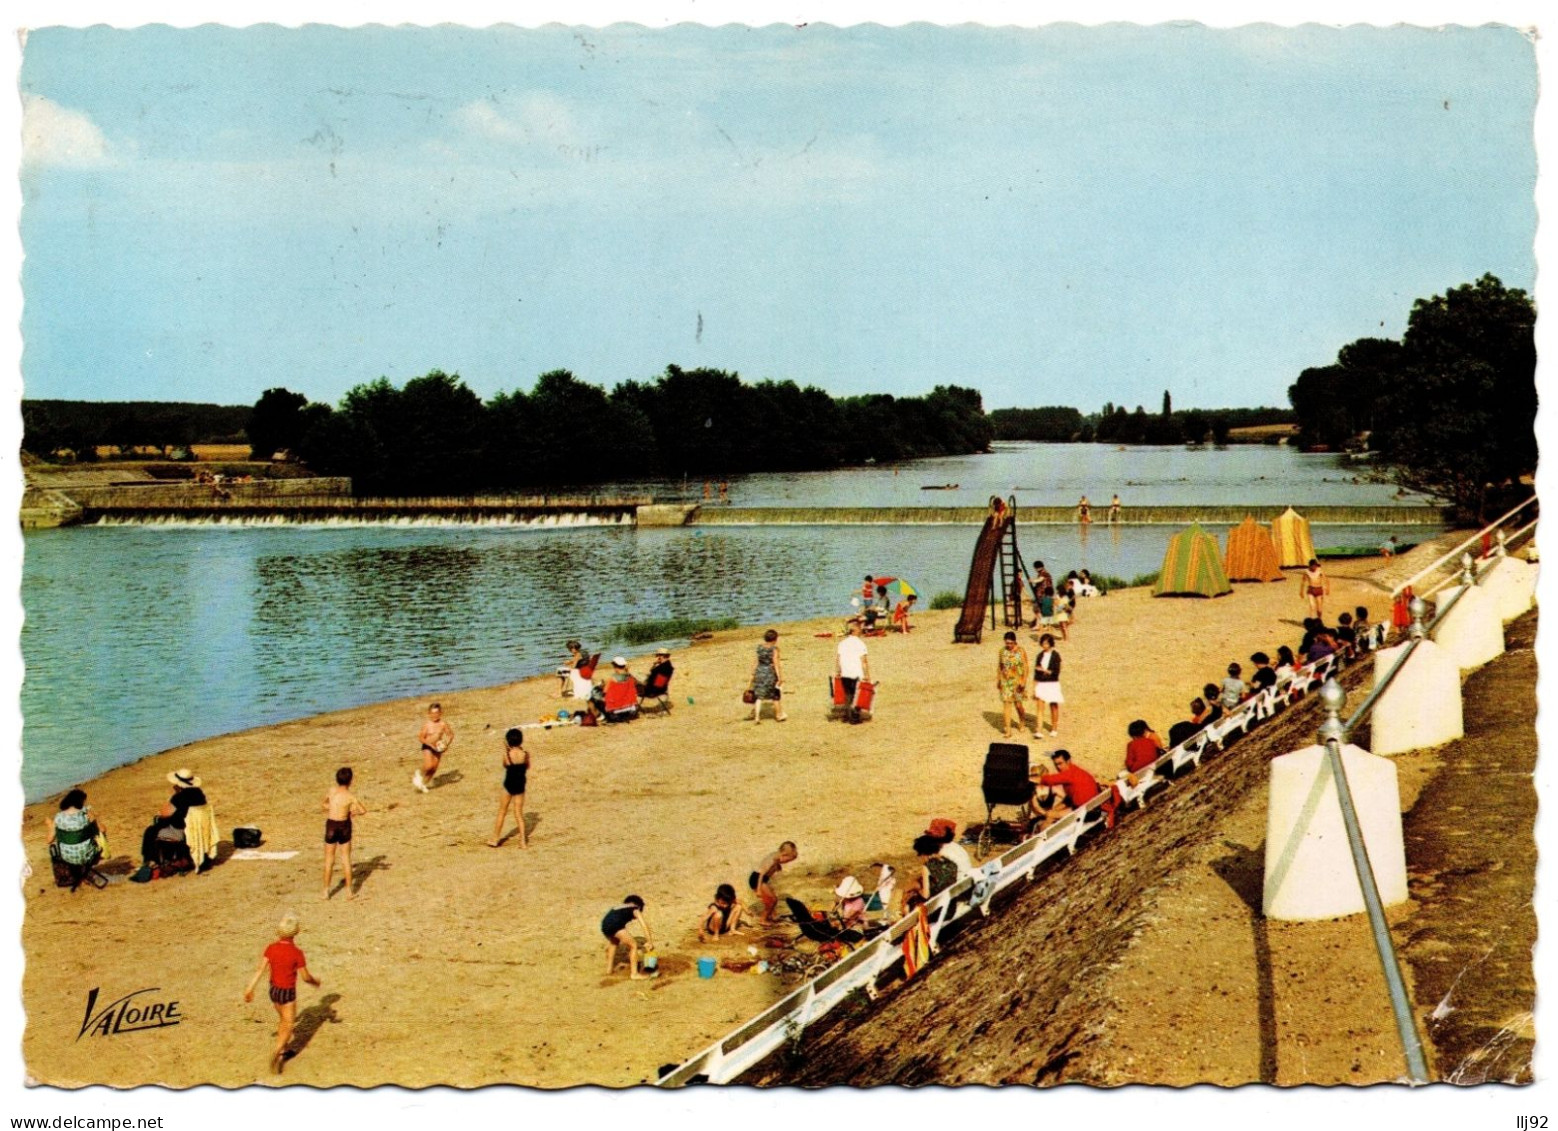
xmin=694 ymin=504 xmax=1448 ymax=526
xmin=67 ymin=477 xmax=354 ymax=509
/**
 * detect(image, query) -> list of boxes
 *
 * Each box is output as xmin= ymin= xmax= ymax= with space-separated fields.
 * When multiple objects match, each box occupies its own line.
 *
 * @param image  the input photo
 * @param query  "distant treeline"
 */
xmin=21 ymin=400 xmax=250 ymax=458
xmin=1286 ymin=273 xmax=1535 ymax=521
xmin=249 ymin=367 xmax=996 ymax=495
xmin=990 ymin=404 xmax=1294 ymax=444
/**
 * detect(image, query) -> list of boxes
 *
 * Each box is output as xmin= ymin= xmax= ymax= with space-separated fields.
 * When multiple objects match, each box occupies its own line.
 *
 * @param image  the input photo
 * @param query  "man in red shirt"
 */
xmin=1037 ymin=749 xmax=1098 ymax=823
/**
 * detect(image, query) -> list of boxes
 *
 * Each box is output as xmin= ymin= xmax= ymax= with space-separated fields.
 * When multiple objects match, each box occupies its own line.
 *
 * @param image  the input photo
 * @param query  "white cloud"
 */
xmin=453 ymin=93 xmax=584 ymax=149
xmin=22 ymin=95 xmax=110 ymax=168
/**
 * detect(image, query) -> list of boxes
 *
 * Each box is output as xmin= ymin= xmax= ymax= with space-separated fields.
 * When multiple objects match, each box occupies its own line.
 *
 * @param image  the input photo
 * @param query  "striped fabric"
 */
xmin=1224 ymin=515 xmax=1285 ymax=581
xmin=1271 ymin=506 xmax=1316 ymax=568
xmin=1153 ymin=523 xmax=1233 ymax=597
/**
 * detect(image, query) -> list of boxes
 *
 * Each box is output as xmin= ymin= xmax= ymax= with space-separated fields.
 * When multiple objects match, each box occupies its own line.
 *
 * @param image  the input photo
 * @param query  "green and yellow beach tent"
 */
xmin=1224 ymin=515 xmax=1284 ymax=582
xmin=1154 ymin=523 xmax=1233 ymax=598
xmin=1270 ymin=506 xmax=1316 ymax=568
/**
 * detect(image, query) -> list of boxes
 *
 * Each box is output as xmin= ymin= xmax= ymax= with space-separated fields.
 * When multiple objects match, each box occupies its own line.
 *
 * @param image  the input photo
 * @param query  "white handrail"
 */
xmin=656 ymin=650 xmax=1346 ymax=1087
xmin=1391 ymin=495 xmax=1536 ymax=598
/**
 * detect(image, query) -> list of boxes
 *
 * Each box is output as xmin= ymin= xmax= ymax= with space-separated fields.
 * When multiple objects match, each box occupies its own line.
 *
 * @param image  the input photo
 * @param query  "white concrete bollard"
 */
xmin=1368 ymin=641 xmax=1463 ymax=756
xmin=1263 ymin=743 xmax=1409 ymax=920
xmin=1431 ymin=584 xmax=1505 ymax=671
xmin=1479 ymin=555 xmax=1538 ymax=622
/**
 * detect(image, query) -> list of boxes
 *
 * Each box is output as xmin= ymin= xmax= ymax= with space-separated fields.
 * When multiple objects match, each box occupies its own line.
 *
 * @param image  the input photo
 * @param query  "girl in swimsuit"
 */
xmin=488 ymin=728 xmax=530 ymax=848
xmin=698 ymin=883 xmax=747 ymax=941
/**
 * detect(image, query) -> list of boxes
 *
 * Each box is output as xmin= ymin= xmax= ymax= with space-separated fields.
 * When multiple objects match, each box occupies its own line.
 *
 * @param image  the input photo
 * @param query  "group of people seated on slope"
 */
xmin=555 ymin=640 xmax=676 ymax=724
xmin=46 ymin=768 xmax=221 ymax=891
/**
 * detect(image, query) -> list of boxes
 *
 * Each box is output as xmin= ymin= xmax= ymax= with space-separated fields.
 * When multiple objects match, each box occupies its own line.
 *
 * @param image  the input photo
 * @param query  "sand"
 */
xmin=20 ymin=550 xmax=1433 ymax=1088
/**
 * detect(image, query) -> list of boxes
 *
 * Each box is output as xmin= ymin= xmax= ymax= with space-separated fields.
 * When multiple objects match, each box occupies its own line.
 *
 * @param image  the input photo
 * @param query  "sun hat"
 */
xmin=655 ymin=648 xmax=670 ymax=656
xmin=612 ymin=656 xmax=627 ymax=667
xmin=925 ymin=817 xmax=957 ymax=840
xmin=167 ymin=769 xmax=202 ymax=788
xmin=834 ymin=876 xmax=864 ymax=899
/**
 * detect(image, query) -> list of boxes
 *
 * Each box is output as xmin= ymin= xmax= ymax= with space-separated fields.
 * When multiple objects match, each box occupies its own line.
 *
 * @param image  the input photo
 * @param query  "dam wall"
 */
xmin=692 ymin=504 xmax=1450 ymax=526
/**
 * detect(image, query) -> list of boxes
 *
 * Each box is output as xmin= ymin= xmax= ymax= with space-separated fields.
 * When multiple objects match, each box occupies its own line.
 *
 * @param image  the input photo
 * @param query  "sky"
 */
xmin=16 ymin=19 xmax=1538 ymax=414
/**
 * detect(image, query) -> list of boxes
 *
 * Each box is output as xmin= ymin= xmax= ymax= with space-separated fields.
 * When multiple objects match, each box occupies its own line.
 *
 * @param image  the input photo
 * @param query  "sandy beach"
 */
xmin=21 ymin=551 xmax=1433 ymax=1088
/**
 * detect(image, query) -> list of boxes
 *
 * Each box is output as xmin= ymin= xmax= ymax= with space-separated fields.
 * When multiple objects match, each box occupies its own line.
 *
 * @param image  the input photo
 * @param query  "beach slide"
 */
xmin=954 ymin=506 xmax=1009 ymax=643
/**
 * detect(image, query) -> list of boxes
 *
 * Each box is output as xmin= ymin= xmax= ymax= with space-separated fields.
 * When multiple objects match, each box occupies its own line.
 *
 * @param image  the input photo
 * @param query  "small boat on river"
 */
xmin=920 ymin=483 xmax=959 ymax=490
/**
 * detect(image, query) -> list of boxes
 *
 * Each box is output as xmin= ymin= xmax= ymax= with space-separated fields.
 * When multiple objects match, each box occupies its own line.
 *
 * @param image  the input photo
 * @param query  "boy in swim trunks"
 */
xmin=749 ymin=841 xmax=798 ymax=925
xmin=414 ymin=702 xmax=454 ymax=793
xmin=323 ymin=766 xmax=366 ymax=900
xmin=243 ymin=913 xmax=321 ymax=1075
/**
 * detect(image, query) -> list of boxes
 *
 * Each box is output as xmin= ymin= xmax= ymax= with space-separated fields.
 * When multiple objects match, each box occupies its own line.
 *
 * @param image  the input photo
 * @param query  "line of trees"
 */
xmin=1287 ymin=274 xmax=1536 ymax=520
xmin=251 ymin=367 xmax=996 ymax=496
xmin=21 ymin=401 xmax=250 ymax=460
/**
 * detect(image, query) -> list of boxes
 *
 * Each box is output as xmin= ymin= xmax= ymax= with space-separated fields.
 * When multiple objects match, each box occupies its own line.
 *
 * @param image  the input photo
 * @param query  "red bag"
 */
xmin=854 ymin=681 xmax=877 ymax=712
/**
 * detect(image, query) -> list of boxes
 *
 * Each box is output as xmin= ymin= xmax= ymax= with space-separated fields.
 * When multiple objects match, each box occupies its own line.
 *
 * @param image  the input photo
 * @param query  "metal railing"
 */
xmin=657 ymin=650 xmax=1344 ymax=1087
xmin=1391 ymin=495 xmax=1536 ymax=599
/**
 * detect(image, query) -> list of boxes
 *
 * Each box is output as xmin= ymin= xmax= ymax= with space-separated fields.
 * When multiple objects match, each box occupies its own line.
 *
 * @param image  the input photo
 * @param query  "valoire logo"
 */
xmin=77 ymin=987 xmax=182 ymax=1040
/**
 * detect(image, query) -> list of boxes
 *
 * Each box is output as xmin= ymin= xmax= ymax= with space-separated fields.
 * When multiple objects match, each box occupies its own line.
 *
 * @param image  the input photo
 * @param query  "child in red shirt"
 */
xmin=1125 ymin=719 xmax=1166 ymax=776
xmin=243 ymin=914 xmax=321 ymax=1075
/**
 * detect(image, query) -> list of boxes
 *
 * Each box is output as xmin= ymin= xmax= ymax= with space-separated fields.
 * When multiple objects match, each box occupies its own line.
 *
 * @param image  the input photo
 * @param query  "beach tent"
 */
xmin=1154 ymin=524 xmax=1233 ymax=598
xmin=1224 ymin=516 xmax=1284 ymax=582
xmin=1271 ymin=506 xmax=1316 ymax=568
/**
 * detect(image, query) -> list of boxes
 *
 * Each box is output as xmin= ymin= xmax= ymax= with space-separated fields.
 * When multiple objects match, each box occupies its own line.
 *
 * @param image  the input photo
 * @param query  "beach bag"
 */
xmin=233 ymin=826 xmax=262 ymax=849
xmin=742 ymin=688 xmax=757 ymax=704
xmin=48 ymin=843 xmax=74 ymax=888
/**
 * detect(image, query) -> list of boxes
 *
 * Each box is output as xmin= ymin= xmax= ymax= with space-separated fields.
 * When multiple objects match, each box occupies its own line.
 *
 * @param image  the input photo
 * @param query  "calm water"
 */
xmin=21 ymin=506 xmax=1433 ymax=801
xmin=621 ymin=441 xmax=1424 ymax=507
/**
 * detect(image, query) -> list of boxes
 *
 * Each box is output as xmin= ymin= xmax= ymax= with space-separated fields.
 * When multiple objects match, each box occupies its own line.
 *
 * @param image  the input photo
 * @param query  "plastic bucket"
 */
xmin=697 ymin=957 xmax=717 ymax=979
xmin=642 ymin=955 xmax=658 ymax=972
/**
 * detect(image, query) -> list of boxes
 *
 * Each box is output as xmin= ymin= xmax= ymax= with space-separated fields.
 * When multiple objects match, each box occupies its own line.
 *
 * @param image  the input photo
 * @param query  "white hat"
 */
xmin=167 ymin=768 xmax=202 ymax=788
xmin=612 ymin=656 xmax=627 ymax=667
xmin=834 ymin=875 xmax=864 ymax=899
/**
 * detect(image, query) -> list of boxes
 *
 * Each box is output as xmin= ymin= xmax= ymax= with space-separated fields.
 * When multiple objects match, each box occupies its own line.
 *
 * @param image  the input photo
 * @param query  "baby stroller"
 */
xmin=977 ymin=742 xmax=1037 ymax=859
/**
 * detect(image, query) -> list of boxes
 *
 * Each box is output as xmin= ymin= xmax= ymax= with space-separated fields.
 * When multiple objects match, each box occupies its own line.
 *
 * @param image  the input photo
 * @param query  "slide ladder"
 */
xmin=954 ymin=496 xmax=1029 ymax=643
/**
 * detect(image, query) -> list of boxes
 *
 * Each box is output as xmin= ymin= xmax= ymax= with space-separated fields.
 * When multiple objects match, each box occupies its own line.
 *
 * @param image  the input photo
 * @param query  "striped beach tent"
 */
xmin=1154 ymin=524 xmax=1233 ymax=598
xmin=1271 ymin=506 xmax=1316 ymax=568
xmin=1224 ymin=515 xmax=1284 ymax=582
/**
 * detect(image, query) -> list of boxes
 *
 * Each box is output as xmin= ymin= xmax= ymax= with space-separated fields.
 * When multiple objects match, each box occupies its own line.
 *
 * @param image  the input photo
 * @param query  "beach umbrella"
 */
xmin=1224 ymin=515 xmax=1284 ymax=582
xmin=1154 ymin=523 xmax=1233 ymax=598
xmin=1270 ymin=506 xmax=1316 ymax=568
xmin=876 ymin=576 xmax=918 ymax=599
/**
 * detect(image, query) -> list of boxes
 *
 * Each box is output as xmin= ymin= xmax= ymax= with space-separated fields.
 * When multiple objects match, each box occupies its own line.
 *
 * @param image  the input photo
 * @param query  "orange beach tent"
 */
xmin=1271 ymin=506 xmax=1316 ymax=568
xmin=1154 ymin=523 xmax=1233 ymax=598
xmin=1224 ymin=515 xmax=1284 ymax=582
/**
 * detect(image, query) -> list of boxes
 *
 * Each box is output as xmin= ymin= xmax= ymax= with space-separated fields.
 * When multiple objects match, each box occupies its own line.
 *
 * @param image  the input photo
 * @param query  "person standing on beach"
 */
xmin=996 ymin=631 xmax=1030 ymax=739
xmin=243 ymin=914 xmax=321 ymax=1075
xmin=322 ymin=767 xmax=366 ymax=900
xmin=835 ymin=618 xmax=872 ymax=722
xmin=1031 ymin=634 xmax=1063 ymax=738
xmin=1300 ymin=559 xmax=1330 ymax=620
xmin=748 ymin=629 xmax=788 ymax=723
xmin=414 ymin=703 xmax=454 ymax=794
xmin=488 ymin=727 xmax=529 ymax=848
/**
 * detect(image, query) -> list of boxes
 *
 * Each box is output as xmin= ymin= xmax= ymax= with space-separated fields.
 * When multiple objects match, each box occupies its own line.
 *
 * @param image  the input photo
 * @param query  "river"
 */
xmin=20 ymin=442 xmax=1435 ymax=800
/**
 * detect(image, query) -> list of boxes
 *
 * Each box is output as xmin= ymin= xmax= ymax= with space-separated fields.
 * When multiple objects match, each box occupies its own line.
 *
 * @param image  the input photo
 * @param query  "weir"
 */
xmin=38 ymin=487 xmax=1446 ymax=529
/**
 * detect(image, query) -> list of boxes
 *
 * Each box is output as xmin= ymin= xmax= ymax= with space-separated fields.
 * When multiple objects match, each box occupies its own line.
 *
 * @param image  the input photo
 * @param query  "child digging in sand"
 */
xmin=601 ymin=895 xmax=657 ymax=980
xmin=243 ymin=913 xmax=321 ymax=1075
xmin=322 ymin=767 xmax=366 ymax=900
xmin=698 ymin=884 xmax=748 ymax=941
